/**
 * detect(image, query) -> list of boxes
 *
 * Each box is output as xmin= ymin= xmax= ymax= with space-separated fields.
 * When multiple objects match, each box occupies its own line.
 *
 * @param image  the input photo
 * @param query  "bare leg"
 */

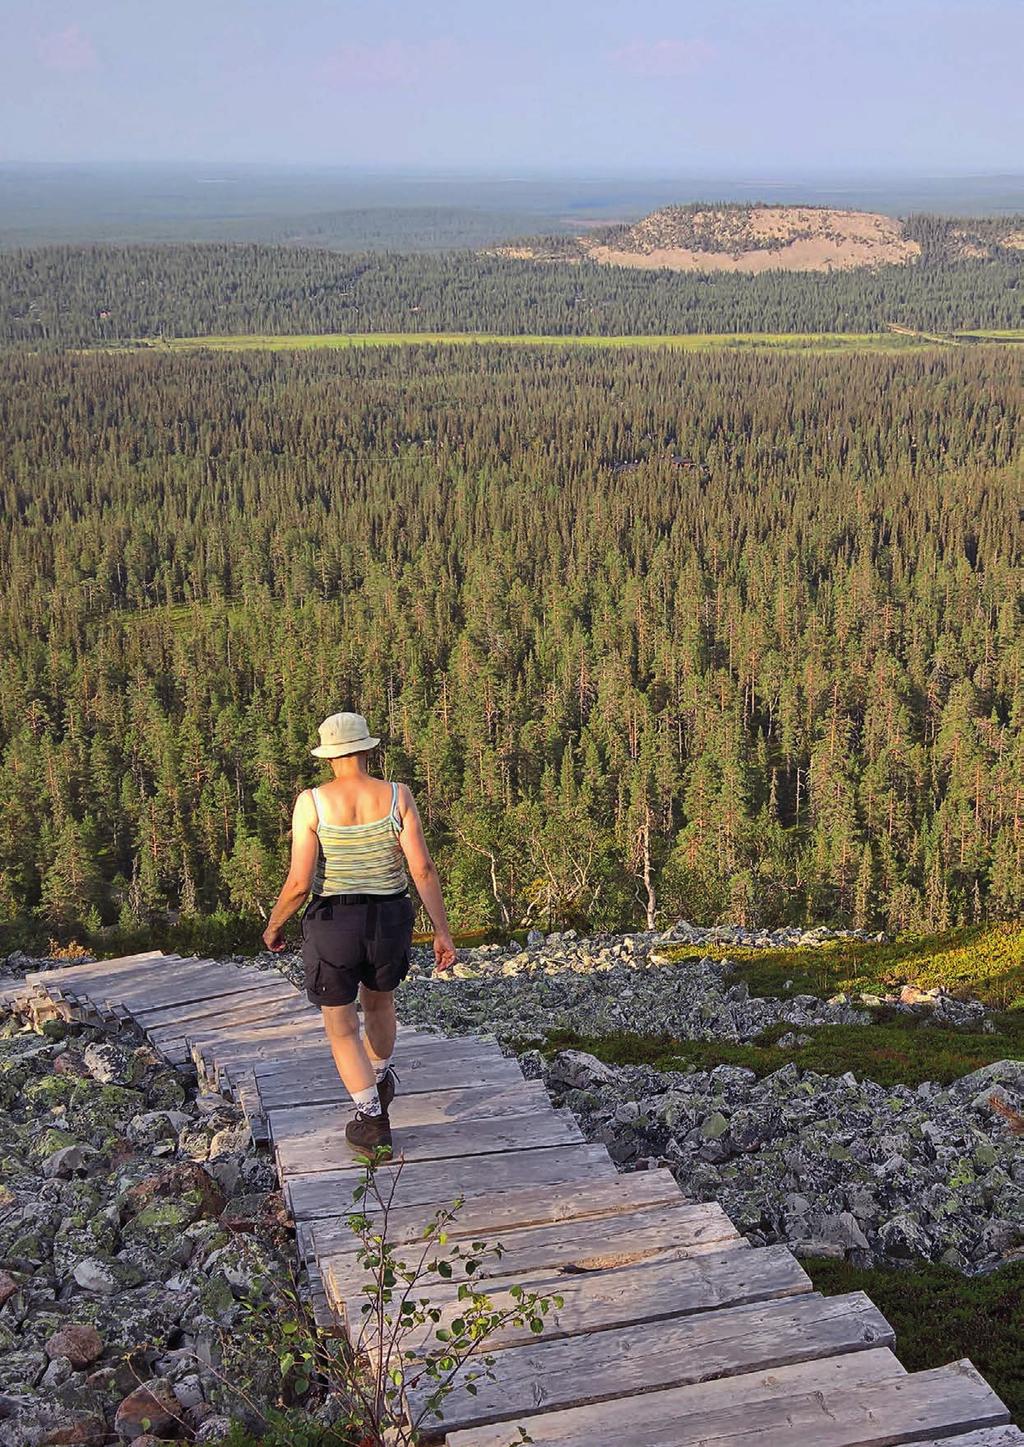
xmin=359 ymin=985 xmax=397 ymax=1070
xmin=321 ymin=1003 xmax=376 ymax=1095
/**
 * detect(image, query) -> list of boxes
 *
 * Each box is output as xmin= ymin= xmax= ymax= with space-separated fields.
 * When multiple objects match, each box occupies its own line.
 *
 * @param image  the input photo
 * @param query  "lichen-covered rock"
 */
xmin=0 ymin=1384 xmax=108 ymax=1446
xmin=194 ymin=1415 xmax=232 ymax=1444
xmin=120 ymin=1162 xmax=226 ymax=1223
xmin=44 ymin=1323 xmax=104 ymax=1368
xmin=83 ymin=1041 xmax=135 ymax=1086
xmin=541 ymin=1045 xmax=1024 ymax=1272
xmin=113 ymin=1377 xmax=181 ymax=1440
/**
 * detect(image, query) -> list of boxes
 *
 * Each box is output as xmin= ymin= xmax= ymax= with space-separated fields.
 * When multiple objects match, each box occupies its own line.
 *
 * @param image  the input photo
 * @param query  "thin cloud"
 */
xmin=610 ymin=38 xmax=715 ymax=78
xmin=318 ymin=38 xmax=459 ymax=89
xmin=37 ymin=25 xmax=99 ymax=74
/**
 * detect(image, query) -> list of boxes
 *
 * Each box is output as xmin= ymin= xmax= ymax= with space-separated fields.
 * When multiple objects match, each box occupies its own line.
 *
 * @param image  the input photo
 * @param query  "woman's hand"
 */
xmin=263 ymin=923 xmax=286 ymax=953
xmin=433 ymin=931 xmax=457 ymax=973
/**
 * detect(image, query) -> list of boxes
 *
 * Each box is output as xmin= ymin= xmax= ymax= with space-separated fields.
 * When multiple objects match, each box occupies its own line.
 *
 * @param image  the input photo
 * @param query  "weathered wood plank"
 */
xmin=449 ymin=1357 xmax=1011 ymax=1447
xmin=286 ymin=1143 xmax=618 ymax=1221
xmin=148 ymin=1000 xmax=316 ymax=1052
xmin=442 ymin=1349 xmax=907 ymax=1446
xmin=86 ymin=961 xmax=257 ymax=997
xmin=134 ymin=979 xmax=301 ymax=1026
xmin=211 ymin=1024 xmax=492 ymax=1073
xmin=24 ymin=950 xmax=167 ymax=987
xmin=85 ymin=968 xmax=272 ymax=1013
xmin=269 ymin=1082 xmax=549 ymax=1154
xmin=0 ymin=980 xmax=31 ymax=1009
xmin=406 ymin=1290 xmax=894 ymax=1437
xmin=277 ymin=1108 xmax=584 ymax=1178
xmin=300 ymin=1169 xmax=684 ymax=1261
xmin=255 ymin=1051 xmax=524 ymax=1112
xmin=349 ymin=1242 xmax=811 ymax=1352
xmin=325 ymin=1200 xmax=743 ymax=1307
xmin=41 ymin=958 xmax=213 ymax=998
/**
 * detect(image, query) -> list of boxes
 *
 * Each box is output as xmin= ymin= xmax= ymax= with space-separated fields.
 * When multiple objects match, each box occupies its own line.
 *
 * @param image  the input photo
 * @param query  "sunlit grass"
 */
xmin=123 ymin=330 xmax=935 ymax=354
xmin=530 ymin=1008 xmax=1024 ymax=1087
xmin=661 ymin=923 xmax=1024 ymax=1010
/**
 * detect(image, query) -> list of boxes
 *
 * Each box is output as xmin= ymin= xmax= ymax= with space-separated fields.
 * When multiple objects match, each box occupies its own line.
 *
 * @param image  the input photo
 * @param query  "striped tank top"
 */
xmin=310 ymin=782 xmax=408 ymax=897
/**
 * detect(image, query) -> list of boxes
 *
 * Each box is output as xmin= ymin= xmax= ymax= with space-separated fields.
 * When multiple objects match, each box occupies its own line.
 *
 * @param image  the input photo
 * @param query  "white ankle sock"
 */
xmin=372 ymin=1055 xmax=393 ymax=1083
xmin=351 ymin=1083 xmax=382 ymax=1118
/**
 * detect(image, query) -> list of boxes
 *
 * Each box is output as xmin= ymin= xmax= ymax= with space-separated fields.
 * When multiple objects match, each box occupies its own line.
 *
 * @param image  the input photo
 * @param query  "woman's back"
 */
xmin=310 ymin=776 xmax=408 ymax=897
xmin=314 ymin=774 xmax=398 ymax=828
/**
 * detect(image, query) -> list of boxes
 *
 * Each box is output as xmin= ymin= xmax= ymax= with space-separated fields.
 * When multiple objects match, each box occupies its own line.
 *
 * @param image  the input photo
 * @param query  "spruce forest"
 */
xmin=0 ymin=332 xmax=1021 ymax=946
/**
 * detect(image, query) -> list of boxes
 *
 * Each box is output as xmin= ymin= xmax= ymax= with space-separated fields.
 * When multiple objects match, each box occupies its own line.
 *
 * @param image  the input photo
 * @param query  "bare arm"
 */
xmin=263 ymin=791 xmax=319 ymax=952
xmin=396 ymin=785 xmax=457 ymax=972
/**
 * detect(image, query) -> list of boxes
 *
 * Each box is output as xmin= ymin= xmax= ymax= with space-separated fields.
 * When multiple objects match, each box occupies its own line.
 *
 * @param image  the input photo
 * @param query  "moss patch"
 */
xmin=662 ymin=923 xmax=1024 ymax=1010
xmin=529 ymin=1008 xmax=1024 ymax=1087
xmin=804 ymin=1257 xmax=1024 ymax=1426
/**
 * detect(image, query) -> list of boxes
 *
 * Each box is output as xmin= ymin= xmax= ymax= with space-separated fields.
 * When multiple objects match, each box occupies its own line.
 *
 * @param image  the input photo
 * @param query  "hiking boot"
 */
xmin=376 ymin=1066 xmax=399 ymax=1114
xmin=345 ymin=1110 xmax=393 ymax=1160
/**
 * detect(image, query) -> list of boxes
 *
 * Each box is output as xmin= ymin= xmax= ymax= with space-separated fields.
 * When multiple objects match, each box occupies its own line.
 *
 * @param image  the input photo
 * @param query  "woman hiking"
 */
xmin=263 ymin=711 xmax=457 ymax=1157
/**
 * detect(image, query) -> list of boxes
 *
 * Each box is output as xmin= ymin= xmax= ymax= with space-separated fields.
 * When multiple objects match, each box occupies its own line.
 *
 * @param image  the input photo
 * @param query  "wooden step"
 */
xmin=269 ymin=1081 xmax=547 ymax=1153
xmin=444 ymin=1350 xmax=904 ymax=1446
xmin=24 ymin=949 xmax=167 ymax=987
xmin=324 ymin=1199 xmax=743 ymax=1308
xmin=275 ymin=1107 xmax=584 ymax=1179
xmin=445 ymin=1354 xmax=1011 ymax=1447
xmin=347 ymin=1242 xmax=812 ymax=1353
xmin=136 ymin=979 xmax=302 ymax=1028
xmin=406 ymin=1290 xmax=894 ymax=1438
xmin=299 ymin=1168 xmax=685 ymax=1262
xmin=285 ymin=1142 xmax=618 ymax=1221
xmin=255 ymin=1047 xmax=524 ymax=1111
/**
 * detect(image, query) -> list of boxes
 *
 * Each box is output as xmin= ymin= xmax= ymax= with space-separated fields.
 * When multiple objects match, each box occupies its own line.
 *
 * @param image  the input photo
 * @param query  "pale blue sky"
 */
xmin=2 ymin=0 xmax=1021 ymax=171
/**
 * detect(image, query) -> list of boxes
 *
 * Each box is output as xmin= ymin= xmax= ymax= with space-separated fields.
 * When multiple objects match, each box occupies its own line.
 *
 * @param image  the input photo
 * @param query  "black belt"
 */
xmin=314 ymin=890 xmax=409 ymax=905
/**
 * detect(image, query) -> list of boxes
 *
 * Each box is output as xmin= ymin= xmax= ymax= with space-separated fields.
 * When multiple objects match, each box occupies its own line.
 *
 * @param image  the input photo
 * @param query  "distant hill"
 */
xmin=495 ymin=203 xmax=1024 ymax=274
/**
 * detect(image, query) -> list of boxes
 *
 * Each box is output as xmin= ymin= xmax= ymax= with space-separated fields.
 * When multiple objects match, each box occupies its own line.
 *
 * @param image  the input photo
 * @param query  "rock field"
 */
xmin=0 ymin=999 xmax=311 ymax=1446
xmin=2 ymin=921 xmax=1021 ymax=1441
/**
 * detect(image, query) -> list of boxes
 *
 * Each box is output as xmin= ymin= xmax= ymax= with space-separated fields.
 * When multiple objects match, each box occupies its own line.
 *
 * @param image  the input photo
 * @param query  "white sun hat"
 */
xmin=310 ymin=712 xmax=381 ymax=759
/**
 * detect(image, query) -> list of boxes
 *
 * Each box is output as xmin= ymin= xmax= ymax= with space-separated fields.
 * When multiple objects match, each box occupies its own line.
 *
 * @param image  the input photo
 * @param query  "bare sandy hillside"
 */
xmin=500 ymin=206 xmax=922 ymax=273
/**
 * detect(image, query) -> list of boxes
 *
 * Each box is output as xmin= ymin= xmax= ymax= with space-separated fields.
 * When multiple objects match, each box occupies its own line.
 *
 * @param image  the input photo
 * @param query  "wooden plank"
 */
xmin=206 ymin=1023 xmax=490 ymax=1070
xmin=253 ymin=1036 xmax=510 ymax=1084
xmin=300 ymin=1169 xmax=685 ymax=1262
xmin=76 ymin=967 xmax=269 ymax=1014
xmin=86 ymin=964 xmax=264 ymax=1005
xmin=447 ymin=1357 xmax=1011 ymax=1447
xmin=0 ymin=980 xmax=31 ymax=1009
xmin=276 ymin=1108 xmax=584 ymax=1179
xmin=269 ymin=1082 xmax=549 ymax=1150
xmin=34 ymin=956 xmax=202 ymax=997
xmin=133 ymin=978 xmax=300 ymax=1026
xmin=255 ymin=1050 xmax=524 ymax=1112
xmin=147 ymin=997 xmax=315 ymax=1049
xmin=286 ymin=1143 xmax=618 ymax=1221
xmin=24 ymin=950 xmax=167 ymax=986
xmin=325 ymin=1201 xmax=743 ymax=1306
xmin=349 ymin=1242 xmax=812 ymax=1353
xmin=443 ymin=1349 xmax=907 ymax=1447
xmin=406 ymin=1290 xmax=895 ymax=1436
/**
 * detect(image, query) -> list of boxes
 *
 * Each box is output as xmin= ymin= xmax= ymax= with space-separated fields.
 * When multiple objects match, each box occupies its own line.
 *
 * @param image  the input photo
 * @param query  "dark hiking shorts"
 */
xmin=301 ymin=891 xmax=415 ymax=1007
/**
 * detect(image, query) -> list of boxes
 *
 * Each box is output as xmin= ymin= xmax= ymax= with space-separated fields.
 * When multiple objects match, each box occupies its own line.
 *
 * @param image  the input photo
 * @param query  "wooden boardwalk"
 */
xmin=21 ymin=951 xmax=1023 ymax=1447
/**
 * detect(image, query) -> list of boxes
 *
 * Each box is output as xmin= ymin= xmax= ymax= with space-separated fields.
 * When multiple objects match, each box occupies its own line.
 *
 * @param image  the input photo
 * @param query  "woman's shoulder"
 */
xmin=292 ymin=788 xmax=318 ymax=822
